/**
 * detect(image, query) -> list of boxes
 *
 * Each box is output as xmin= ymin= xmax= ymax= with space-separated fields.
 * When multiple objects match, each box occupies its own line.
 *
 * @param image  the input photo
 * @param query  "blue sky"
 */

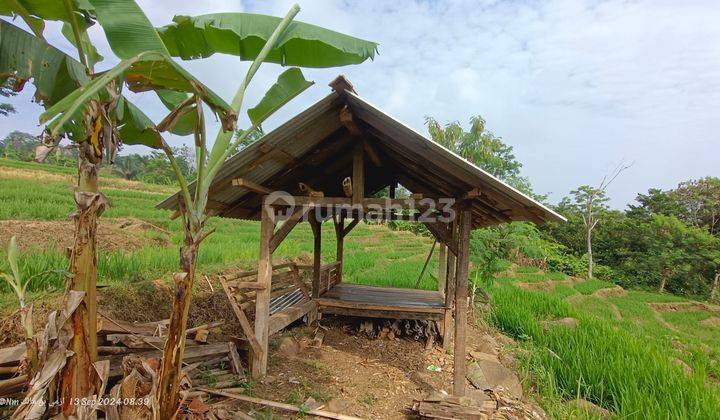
xmin=1 ymin=0 xmax=719 ymax=208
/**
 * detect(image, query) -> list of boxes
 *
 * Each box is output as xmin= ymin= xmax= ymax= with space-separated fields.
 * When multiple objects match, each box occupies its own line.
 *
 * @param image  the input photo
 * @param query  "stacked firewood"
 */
xmin=0 ymin=313 xmax=245 ymax=398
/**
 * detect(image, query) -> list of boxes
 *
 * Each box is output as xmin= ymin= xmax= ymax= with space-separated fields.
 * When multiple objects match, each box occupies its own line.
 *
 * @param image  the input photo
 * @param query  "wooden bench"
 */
xmin=220 ymin=262 xmax=317 ymax=345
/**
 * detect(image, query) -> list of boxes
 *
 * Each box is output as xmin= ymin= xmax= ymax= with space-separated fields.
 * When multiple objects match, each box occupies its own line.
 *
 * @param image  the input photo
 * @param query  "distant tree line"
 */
xmin=423 ymin=116 xmax=720 ymax=301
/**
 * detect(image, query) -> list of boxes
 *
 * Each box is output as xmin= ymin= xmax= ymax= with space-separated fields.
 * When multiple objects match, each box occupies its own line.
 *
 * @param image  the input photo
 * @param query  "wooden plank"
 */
xmin=334 ymin=214 xmax=345 ymax=283
xmin=232 ymin=178 xmax=272 ymax=195
xmin=444 ymin=220 xmax=457 ymax=351
xmin=315 ymin=298 xmax=445 ymax=314
xmin=228 ymin=281 xmax=266 ymax=290
xmin=309 ymin=210 xmax=322 ymax=299
xmin=198 ymin=388 xmax=363 ymax=420
xmin=269 ymin=206 xmax=309 ymax=253
xmin=423 ymin=221 xmax=458 ymax=256
xmin=438 ymin=242 xmax=447 ymax=297
xmin=268 ymin=300 xmax=318 ymax=336
xmin=352 ymin=141 xmax=365 ymax=204
xmin=219 ymin=278 xmax=261 ymax=356
xmin=319 ymin=306 xmax=444 ymax=321
xmin=252 ymin=204 xmax=275 ymax=378
xmin=342 ymin=217 xmax=360 ymax=238
xmin=453 ymin=207 xmax=472 ymax=396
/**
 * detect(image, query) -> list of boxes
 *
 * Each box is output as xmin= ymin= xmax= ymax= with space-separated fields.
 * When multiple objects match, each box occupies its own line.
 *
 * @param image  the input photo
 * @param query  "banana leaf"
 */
xmin=158 ymin=13 xmax=378 ymax=68
xmin=247 ymin=67 xmax=313 ymax=126
xmin=0 ymin=20 xmax=162 ymax=147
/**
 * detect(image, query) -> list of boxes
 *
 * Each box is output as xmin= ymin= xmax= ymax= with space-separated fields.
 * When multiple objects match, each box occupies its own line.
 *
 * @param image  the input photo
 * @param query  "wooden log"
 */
xmin=453 ymin=207 xmax=472 ymax=396
xmin=228 ymin=281 xmax=266 ymax=290
xmin=252 ymin=204 xmax=274 ymax=378
xmin=339 ymin=105 xmax=362 ymax=136
xmin=444 ymin=220 xmax=457 ymax=351
xmin=352 ymin=142 xmax=365 ymax=205
xmin=364 ymin=140 xmax=382 ymax=167
xmin=318 ymin=305 xmax=444 ymax=321
xmin=198 ymin=388 xmax=364 ymax=420
xmin=232 ymin=178 xmax=272 ymax=195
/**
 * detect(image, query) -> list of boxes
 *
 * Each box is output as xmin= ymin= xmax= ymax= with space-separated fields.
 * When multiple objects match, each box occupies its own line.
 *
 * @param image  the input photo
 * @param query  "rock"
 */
xmin=326 ymin=399 xmax=352 ymax=413
xmin=469 ymin=351 xmax=499 ymax=362
xmin=594 ymin=285 xmax=626 ymax=298
xmin=541 ymin=317 xmax=579 ymax=330
xmin=278 ymin=337 xmax=299 ymax=357
xmin=303 ymin=397 xmax=322 ymax=411
xmin=477 ymin=334 xmax=500 ymax=354
xmin=567 ymin=398 xmax=611 ymax=418
xmin=495 ymin=334 xmax=516 ymax=346
xmin=466 ymin=360 xmax=523 ymax=398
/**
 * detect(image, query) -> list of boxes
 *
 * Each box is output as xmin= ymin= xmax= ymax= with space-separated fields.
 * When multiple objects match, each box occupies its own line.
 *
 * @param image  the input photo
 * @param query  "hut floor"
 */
xmin=316 ymin=283 xmax=446 ymax=320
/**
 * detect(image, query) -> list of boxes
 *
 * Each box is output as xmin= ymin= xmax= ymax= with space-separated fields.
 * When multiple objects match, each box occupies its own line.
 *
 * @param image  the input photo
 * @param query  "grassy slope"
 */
xmin=491 ymin=269 xmax=720 ymax=418
xmin=0 ymin=158 xmax=438 ymax=306
xmin=2 ymin=159 xmax=719 ymax=417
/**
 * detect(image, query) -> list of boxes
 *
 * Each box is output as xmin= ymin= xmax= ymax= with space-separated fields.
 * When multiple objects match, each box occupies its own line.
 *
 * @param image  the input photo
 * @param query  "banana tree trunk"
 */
xmin=60 ymin=144 xmax=104 ymax=415
xmin=157 ymin=227 xmax=200 ymax=419
xmin=710 ymin=272 xmax=719 ymax=302
xmin=19 ymin=304 xmax=37 ymax=379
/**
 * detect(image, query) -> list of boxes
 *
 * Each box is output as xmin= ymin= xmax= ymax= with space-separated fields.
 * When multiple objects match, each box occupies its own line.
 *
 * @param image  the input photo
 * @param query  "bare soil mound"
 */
xmin=594 ymin=285 xmax=626 ymax=298
xmin=0 ymin=218 xmax=171 ymax=253
xmin=700 ymin=316 xmax=720 ymax=327
xmin=650 ymin=302 xmax=720 ymax=314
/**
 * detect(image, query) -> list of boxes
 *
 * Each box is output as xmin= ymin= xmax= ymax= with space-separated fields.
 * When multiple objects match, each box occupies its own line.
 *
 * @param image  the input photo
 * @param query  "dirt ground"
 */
xmin=0 ymin=218 xmax=171 ymax=253
xmin=215 ymin=318 xmax=526 ymax=419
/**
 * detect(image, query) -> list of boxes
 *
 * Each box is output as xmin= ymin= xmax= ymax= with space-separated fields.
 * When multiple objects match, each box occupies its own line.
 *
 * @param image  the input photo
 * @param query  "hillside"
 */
xmin=1 ymin=159 xmax=719 ymax=418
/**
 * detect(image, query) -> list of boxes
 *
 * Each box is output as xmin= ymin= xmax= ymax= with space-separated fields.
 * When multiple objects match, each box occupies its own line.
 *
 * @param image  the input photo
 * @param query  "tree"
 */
xmin=0 ymin=130 xmax=37 ymax=160
xmin=675 ymin=177 xmax=720 ymax=236
xmin=562 ymin=163 xmax=630 ymax=278
xmin=1 ymin=2 xmax=238 ymax=414
xmin=0 ymin=77 xmax=16 ymax=116
xmin=425 ymin=115 xmax=534 ymax=194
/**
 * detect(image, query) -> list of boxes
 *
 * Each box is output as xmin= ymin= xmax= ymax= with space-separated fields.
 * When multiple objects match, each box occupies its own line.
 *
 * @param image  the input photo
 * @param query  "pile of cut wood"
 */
xmin=412 ymin=389 xmax=546 ymax=420
xmin=0 ymin=313 xmax=245 ymax=398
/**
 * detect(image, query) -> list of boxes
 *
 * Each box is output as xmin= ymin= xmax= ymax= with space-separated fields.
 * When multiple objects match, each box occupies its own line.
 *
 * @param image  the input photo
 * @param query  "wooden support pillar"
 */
xmin=443 ymin=220 xmax=457 ymax=351
xmin=438 ymin=242 xmax=447 ymax=297
xmin=252 ymin=203 xmax=275 ymax=378
xmin=333 ymin=213 xmax=345 ymax=283
xmin=453 ymin=206 xmax=472 ymax=396
xmin=309 ymin=210 xmax=322 ymax=298
xmin=352 ymin=142 xmax=365 ymax=204
xmin=389 ymin=182 xmax=397 ymax=199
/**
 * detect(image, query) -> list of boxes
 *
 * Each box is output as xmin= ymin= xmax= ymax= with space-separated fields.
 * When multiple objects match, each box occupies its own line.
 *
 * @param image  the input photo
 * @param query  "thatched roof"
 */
xmin=157 ymin=76 xmax=564 ymax=228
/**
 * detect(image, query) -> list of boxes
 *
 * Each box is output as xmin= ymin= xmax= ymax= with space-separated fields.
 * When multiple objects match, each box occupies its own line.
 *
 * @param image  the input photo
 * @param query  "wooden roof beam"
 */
xmin=232 ymin=178 xmax=272 ymax=195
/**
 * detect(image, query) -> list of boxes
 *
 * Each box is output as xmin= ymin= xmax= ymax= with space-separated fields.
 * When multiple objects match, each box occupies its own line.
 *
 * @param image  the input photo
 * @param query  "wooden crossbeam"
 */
xmin=363 ymin=140 xmax=382 ymax=167
xmin=269 ymin=206 xmax=309 ymax=253
xmin=342 ymin=217 xmax=360 ymax=238
xmin=423 ymin=221 xmax=458 ymax=256
xmin=219 ymin=278 xmax=262 ymax=355
xmin=232 ymin=178 xmax=272 ymax=195
xmin=340 ymin=105 xmax=362 ymax=135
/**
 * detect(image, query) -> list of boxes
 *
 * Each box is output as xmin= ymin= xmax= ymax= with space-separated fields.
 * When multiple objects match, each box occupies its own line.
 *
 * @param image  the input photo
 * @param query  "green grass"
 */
xmin=573 ymin=279 xmax=615 ymax=295
xmin=489 ymin=283 xmax=720 ymax=419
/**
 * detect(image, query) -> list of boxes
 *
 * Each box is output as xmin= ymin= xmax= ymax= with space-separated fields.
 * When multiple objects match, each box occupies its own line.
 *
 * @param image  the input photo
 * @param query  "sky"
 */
xmin=1 ymin=0 xmax=719 ymax=209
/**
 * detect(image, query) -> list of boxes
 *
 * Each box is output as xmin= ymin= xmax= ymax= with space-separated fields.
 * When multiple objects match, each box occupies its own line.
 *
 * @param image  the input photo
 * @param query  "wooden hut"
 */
xmin=158 ymin=76 xmax=564 ymax=395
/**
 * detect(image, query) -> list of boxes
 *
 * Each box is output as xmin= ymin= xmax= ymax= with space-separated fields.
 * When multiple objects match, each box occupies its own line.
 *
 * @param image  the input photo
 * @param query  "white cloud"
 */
xmin=1 ymin=0 xmax=718 ymax=208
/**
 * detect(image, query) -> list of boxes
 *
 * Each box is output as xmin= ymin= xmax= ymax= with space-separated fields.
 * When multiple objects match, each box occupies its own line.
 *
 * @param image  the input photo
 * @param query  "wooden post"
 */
xmin=453 ymin=206 xmax=472 ymax=396
xmin=252 ymin=203 xmax=275 ymax=378
xmin=352 ymin=142 xmax=365 ymax=204
xmin=443 ymin=221 xmax=457 ymax=351
xmin=309 ymin=210 xmax=322 ymax=299
xmin=438 ymin=242 xmax=447 ymax=297
xmin=334 ymin=213 xmax=345 ymax=283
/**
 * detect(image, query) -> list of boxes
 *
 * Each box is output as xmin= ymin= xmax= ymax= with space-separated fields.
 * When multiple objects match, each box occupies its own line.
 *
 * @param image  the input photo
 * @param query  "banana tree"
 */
xmin=1 ymin=2 xmax=235 ymax=416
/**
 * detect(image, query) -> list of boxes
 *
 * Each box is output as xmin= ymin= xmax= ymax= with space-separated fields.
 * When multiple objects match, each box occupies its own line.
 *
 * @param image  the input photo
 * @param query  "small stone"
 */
xmin=278 ymin=337 xmax=300 ymax=357
xmin=470 ymin=351 xmax=499 ymax=362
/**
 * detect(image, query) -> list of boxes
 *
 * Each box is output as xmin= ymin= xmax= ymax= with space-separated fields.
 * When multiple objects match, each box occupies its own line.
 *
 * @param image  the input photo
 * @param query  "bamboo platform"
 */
xmin=316 ymin=283 xmax=446 ymax=321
